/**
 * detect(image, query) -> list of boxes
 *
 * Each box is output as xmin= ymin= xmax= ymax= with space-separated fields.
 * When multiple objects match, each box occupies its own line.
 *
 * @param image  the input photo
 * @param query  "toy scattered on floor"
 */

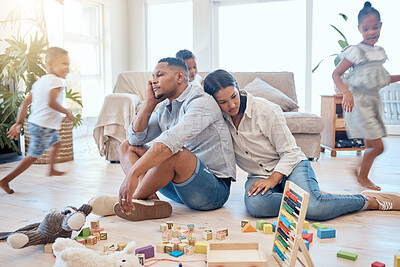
xmin=302 ymin=233 xmax=313 ymax=243
xmin=241 ymin=222 xmax=257 ymax=233
xmin=44 ymin=243 xmax=53 ymax=254
xmin=263 ymin=223 xmax=273 ymax=234
xmin=371 ymin=261 xmax=385 ymax=267
xmin=53 ymin=238 xmax=141 ymax=267
xmin=169 ymin=250 xmax=184 ymax=257
xmin=337 ymin=250 xmax=358 ymax=261
xmin=0 ymin=204 xmax=92 ymax=249
xmin=395 ymin=255 xmax=400 ymax=267
xmin=241 ymin=219 xmax=249 ymax=228
xmin=317 ymin=227 xmax=336 ymax=239
xmin=272 ymin=181 xmax=314 ymax=267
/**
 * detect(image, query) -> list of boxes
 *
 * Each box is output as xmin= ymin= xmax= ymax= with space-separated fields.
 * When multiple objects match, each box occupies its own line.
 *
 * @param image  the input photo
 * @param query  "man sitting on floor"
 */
xmin=89 ymin=57 xmax=236 ymax=221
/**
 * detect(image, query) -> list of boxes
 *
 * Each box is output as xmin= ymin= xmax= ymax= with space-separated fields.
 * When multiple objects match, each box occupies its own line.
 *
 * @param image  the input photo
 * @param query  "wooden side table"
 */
xmin=320 ymin=95 xmax=365 ymax=156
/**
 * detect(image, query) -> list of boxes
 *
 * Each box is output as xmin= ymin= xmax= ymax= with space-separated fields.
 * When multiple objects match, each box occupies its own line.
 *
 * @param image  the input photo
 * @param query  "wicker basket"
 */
xmin=24 ymin=117 xmax=74 ymax=164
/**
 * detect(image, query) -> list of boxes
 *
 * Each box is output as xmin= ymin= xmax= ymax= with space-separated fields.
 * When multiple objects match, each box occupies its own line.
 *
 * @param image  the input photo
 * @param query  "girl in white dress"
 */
xmin=332 ymin=1 xmax=400 ymax=191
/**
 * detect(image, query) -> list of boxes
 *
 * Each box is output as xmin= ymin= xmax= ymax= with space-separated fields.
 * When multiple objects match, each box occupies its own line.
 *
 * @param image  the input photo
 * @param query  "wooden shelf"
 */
xmin=320 ymin=95 xmax=365 ymax=157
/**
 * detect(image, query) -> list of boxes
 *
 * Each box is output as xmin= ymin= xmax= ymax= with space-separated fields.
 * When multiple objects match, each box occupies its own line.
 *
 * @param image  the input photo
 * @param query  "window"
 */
xmin=214 ymin=0 xmax=307 ymax=110
xmin=45 ymin=0 xmax=104 ymax=117
xmin=147 ymin=0 xmax=193 ymax=70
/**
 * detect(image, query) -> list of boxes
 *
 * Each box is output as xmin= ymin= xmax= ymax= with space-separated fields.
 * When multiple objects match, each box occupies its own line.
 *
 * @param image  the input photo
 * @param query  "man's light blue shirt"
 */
xmin=128 ymin=84 xmax=236 ymax=180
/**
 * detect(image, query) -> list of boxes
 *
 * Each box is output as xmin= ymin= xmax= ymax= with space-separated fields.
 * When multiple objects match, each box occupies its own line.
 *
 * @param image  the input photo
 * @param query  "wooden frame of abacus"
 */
xmin=271 ymin=181 xmax=314 ymax=267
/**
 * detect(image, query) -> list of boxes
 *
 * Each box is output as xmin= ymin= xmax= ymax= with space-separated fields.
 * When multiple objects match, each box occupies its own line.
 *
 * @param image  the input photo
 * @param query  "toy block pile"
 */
xmin=74 ymin=220 xmax=107 ymax=246
xmin=157 ymin=222 xmax=229 ymax=258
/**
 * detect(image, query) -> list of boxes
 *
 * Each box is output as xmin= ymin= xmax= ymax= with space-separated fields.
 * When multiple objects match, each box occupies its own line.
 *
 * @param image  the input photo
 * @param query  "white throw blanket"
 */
xmin=93 ymin=93 xmax=140 ymax=159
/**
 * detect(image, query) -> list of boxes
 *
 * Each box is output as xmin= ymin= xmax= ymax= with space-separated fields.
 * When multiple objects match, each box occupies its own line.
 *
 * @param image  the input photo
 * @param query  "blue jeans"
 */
xmin=158 ymin=157 xmax=231 ymax=211
xmin=244 ymin=160 xmax=368 ymax=221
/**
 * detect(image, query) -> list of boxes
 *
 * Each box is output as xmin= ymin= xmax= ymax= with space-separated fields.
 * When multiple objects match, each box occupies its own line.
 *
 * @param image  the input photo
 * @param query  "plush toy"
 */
xmin=0 ymin=204 xmax=92 ymax=249
xmin=53 ymin=237 xmax=140 ymax=267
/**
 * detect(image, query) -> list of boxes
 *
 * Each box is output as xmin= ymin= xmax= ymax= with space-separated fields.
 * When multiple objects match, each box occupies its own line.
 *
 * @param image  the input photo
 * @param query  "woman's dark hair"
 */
xmin=204 ymin=69 xmax=238 ymax=96
xmin=358 ymin=1 xmax=381 ymax=24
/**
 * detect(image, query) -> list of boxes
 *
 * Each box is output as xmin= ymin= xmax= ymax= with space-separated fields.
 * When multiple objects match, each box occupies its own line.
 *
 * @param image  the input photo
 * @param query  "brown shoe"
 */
xmin=114 ymin=199 xmax=172 ymax=221
xmin=361 ymin=191 xmax=400 ymax=211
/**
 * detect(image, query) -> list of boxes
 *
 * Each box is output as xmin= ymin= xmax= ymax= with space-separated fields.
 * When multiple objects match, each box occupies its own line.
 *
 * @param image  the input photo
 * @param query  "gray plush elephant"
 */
xmin=0 ymin=204 xmax=92 ymax=249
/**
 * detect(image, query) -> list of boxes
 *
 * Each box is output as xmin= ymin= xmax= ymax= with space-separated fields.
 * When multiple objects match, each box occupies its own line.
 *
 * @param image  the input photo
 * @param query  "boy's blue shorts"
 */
xmin=27 ymin=123 xmax=60 ymax=158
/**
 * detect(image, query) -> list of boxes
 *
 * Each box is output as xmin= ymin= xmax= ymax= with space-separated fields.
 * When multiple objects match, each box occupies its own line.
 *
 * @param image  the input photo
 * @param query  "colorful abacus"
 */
xmin=272 ymin=181 xmax=314 ymax=267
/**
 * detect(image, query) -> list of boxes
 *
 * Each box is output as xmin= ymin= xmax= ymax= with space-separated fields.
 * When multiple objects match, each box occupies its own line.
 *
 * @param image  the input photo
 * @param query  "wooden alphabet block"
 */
xmin=188 ymin=237 xmax=196 ymax=246
xmin=195 ymin=241 xmax=208 ymax=254
xmin=166 ymin=221 xmax=173 ymax=229
xmin=187 ymin=224 xmax=195 ymax=233
xmin=160 ymin=223 xmax=168 ymax=232
xmin=395 ymin=255 xmax=400 ymax=267
xmin=44 ymin=243 xmax=53 ymax=254
xmin=118 ymin=242 xmax=127 ymax=251
xmin=371 ymin=261 xmax=385 ymax=267
xmin=100 ymin=231 xmax=107 ymax=240
xmin=263 ymin=224 xmax=273 ymax=234
xmin=90 ymin=220 xmax=99 ymax=229
xmin=337 ymin=250 xmax=358 ymax=261
xmin=103 ymin=243 xmax=117 ymax=253
xmin=165 ymin=244 xmax=174 ymax=253
xmin=302 ymin=233 xmax=313 ymax=243
xmin=162 ymin=231 xmax=171 ymax=241
xmin=218 ymin=228 xmax=229 ymax=237
xmin=216 ymin=231 xmax=226 ymax=240
xmin=202 ymin=231 xmax=212 ymax=240
xmin=241 ymin=219 xmax=249 ymax=228
xmin=137 ymin=253 xmax=145 ymax=265
xmin=317 ymin=227 xmax=336 ymax=239
xmin=241 ymin=222 xmax=257 ymax=232
xmin=184 ymin=245 xmax=195 ymax=255
xmin=87 ymin=236 xmax=97 ymax=245
xmin=75 ymin=238 xmax=86 ymax=246
xmin=256 ymin=220 xmax=268 ymax=230
xmin=156 ymin=243 xmax=166 ymax=253
xmin=303 ymin=220 xmax=309 ymax=230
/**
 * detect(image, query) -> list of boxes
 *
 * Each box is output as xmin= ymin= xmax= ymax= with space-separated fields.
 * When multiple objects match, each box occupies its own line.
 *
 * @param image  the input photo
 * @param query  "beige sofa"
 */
xmin=93 ymin=71 xmax=324 ymax=162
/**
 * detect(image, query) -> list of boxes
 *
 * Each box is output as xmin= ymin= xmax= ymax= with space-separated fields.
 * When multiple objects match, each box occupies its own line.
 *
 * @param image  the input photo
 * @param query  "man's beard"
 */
xmin=155 ymin=93 xmax=164 ymax=100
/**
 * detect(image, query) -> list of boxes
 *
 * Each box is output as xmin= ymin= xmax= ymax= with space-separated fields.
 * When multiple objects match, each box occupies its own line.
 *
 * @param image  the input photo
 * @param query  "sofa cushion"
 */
xmin=243 ymin=77 xmax=299 ymax=112
xmin=284 ymin=112 xmax=324 ymax=134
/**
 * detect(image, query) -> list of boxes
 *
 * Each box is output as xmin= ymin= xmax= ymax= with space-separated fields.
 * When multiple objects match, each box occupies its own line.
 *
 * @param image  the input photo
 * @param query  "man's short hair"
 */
xmin=158 ymin=57 xmax=189 ymax=81
xmin=176 ymin=49 xmax=195 ymax=61
xmin=45 ymin=47 xmax=68 ymax=63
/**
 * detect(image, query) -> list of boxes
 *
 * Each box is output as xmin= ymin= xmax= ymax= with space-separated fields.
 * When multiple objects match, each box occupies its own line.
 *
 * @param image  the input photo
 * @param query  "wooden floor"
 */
xmin=0 ymin=136 xmax=399 ymax=267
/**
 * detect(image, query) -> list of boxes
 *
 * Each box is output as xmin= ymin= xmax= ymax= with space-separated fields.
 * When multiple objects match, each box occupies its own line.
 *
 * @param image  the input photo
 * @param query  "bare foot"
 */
xmin=0 ymin=180 xmax=14 ymax=194
xmin=49 ymin=170 xmax=66 ymax=176
xmin=357 ymin=177 xmax=381 ymax=191
xmin=354 ymin=169 xmax=381 ymax=191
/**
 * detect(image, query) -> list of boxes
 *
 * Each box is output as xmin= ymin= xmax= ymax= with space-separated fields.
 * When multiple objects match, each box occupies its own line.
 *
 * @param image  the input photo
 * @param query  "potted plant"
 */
xmin=0 ymin=1 xmax=82 ymax=163
xmin=312 ymin=13 xmax=350 ymax=76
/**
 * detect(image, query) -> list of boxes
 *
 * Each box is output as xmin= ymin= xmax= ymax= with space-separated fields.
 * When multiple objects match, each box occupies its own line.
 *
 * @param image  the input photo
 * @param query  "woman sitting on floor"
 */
xmin=203 ymin=69 xmax=399 ymax=220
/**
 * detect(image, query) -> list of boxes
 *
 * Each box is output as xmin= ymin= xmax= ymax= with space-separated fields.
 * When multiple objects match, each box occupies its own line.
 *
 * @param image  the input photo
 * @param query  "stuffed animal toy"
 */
xmin=0 ymin=204 xmax=92 ymax=249
xmin=53 ymin=237 xmax=141 ymax=267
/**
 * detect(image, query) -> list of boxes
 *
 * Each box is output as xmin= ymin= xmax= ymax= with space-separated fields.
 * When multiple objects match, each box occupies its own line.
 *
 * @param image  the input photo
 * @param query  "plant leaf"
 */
xmin=330 ymin=24 xmax=349 ymax=46
xmin=339 ymin=13 xmax=348 ymax=21
xmin=312 ymin=54 xmax=338 ymax=73
xmin=65 ymin=88 xmax=83 ymax=107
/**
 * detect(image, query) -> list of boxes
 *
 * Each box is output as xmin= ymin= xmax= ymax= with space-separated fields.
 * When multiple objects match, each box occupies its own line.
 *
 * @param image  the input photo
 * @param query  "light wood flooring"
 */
xmin=0 ymin=136 xmax=399 ymax=267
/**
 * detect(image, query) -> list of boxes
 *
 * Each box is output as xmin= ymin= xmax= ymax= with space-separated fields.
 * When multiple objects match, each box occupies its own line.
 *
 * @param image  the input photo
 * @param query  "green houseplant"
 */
xmin=312 ymin=13 xmax=350 ymax=73
xmin=0 ymin=0 xmax=82 ymax=155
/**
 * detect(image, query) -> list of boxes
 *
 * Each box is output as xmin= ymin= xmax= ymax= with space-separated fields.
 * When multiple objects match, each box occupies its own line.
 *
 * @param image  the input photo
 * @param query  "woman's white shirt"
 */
xmin=224 ymin=91 xmax=306 ymax=178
